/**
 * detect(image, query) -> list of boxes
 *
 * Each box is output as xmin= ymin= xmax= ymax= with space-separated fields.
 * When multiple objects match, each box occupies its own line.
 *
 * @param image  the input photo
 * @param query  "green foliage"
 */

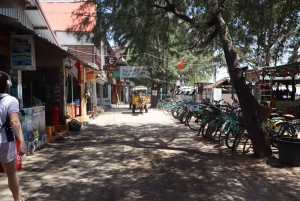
xmin=70 ymin=0 xmax=300 ymax=79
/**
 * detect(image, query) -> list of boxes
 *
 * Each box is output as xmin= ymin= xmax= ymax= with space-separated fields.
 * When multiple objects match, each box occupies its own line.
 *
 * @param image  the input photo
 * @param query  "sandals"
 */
xmin=20 ymin=194 xmax=28 ymax=201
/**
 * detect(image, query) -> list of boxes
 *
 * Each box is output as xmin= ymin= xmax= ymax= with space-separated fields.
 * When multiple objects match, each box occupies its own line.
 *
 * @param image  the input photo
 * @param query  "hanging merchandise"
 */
xmin=257 ymin=81 xmax=269 ymax=89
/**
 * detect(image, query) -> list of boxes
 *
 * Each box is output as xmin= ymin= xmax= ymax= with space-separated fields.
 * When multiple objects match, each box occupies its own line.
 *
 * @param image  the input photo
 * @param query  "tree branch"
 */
xmin=152 ymin=0 xmax=195 ymax=25
xmin=201 ymin=28 xmax=218 ymax=46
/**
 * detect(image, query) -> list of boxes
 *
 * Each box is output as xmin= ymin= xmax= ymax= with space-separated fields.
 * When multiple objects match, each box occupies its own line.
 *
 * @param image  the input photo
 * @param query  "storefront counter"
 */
xmin=20 ymin=106 xmax=46 ymax=155
xmin=275 ymin=101 xmax=300 ymax=118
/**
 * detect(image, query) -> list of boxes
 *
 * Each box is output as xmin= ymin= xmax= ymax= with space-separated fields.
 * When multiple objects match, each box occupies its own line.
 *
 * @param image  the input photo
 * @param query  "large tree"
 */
xmin=69 ymin=0 xmax=300 ymax=157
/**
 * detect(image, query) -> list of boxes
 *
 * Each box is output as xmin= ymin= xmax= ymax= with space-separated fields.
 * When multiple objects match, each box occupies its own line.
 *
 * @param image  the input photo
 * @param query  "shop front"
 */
xmin=0 ymin=20 xmax=93 ymax=151
xmin=0 ymin=23 xmax=50 ymax=152
xmin=260 ymin=62 xmax=300 ymax=117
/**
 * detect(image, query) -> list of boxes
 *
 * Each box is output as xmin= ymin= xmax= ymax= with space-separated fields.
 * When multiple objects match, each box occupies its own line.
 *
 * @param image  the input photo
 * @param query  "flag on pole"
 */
xmin=177 ymin=57 xmax=185 ymax=69
xmin=70 ymin=61 xmax=82 ymax=84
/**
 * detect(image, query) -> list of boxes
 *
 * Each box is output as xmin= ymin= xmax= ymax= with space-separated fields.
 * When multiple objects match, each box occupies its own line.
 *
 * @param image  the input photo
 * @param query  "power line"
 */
xmin=65 ymin=47 xmax=206 ymax=66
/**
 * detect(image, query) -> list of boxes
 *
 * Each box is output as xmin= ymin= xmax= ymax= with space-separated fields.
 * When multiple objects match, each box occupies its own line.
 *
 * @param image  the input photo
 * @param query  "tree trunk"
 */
xmin=213 ymin=12 xmax=272 ymax=157
xmin=150 ymin=84 xmax=161 ymax=108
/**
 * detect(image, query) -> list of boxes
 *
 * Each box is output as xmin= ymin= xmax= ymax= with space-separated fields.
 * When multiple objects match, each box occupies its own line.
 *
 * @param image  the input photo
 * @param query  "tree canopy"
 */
xmin=68 ymin=0 xmax=300 ymax=70
xmin=68 ymin=0 xmax=300 ymax=157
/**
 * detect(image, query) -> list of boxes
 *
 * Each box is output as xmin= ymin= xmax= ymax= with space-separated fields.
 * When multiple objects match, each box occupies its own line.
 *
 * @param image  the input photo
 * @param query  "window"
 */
xmin=103 ymin=84 xmax=108 ymax=98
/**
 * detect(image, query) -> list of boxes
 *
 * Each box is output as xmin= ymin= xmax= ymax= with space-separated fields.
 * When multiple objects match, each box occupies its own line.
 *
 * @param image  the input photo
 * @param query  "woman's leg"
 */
xmin=2 ymin=159 xmax=20 ymax=201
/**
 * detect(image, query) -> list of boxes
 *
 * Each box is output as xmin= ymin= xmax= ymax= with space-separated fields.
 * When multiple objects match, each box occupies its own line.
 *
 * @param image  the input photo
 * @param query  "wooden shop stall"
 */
xmin=260 ymin=62 xmax=300 ymax=118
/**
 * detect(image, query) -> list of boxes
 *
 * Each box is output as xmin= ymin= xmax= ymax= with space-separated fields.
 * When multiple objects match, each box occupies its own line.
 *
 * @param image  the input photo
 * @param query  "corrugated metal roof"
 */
xmin=25 ymin=10 xmax=46 ymax=27
xmin=40 ymin=2 xmax=96 ymax=32
xmin=0 ymin=0 xmax=25 ymax=9
xmin=0 ymin=0 xmax=59 ymax=45
xmin=0 ymin=15 xmax=96 ymax=76
xmin=24 ymin=0 xmax=58 ymax=45
xmin=0 ymin=8 xmax=34 ymax=30
xmin=204 ymin=77 xmax=230 ymax=90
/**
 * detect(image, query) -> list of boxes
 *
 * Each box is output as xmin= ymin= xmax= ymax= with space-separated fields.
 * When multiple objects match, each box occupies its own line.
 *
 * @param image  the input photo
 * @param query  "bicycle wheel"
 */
xmin=201 ymin=117 xmax=212 ymax=138
xmin=179 ymin=108 xmax=188 ymax=123
xmin=210 ymin=121 xmax=223 ymax=143
xmin=243 ymin=135 xmax=252 ymax=154
xmin=207 ymin=120 xmax=218 ymax=141
xmin=225 ymin=127 xmax=237 ymax=149
xmin=187 ymin=112 xmax=202 ymax=131
xmin=172 ymin=107 xmax=179 ymax=119
xmin=232 ymin=126 xmax=244 ymax=152
xmin=162 ymin=104 xmax=171 ymax=115
xmin=218 ymin=121 xmax=231 ymax=146
xmin=185 ymin=111 xmax=192 ymax=126
xmin=271 ymin=122 xmax=296 ymax=147
xmin=156 ymin=101 xmax=162 ymax=110
xmin=279 ymin=124 xmax=297 ymax=138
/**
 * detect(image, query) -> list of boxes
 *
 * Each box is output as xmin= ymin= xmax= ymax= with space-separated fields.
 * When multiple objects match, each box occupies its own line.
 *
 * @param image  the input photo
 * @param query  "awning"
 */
xmin=204 ymin=77 xmax=230 ymax=90
xmin=95 ymin=70 xmax=108 ymax=84
xmin=96 ymin=77 xmax=108 ymax=84
xmin=0 ymin=16 xmax=92 ymax=69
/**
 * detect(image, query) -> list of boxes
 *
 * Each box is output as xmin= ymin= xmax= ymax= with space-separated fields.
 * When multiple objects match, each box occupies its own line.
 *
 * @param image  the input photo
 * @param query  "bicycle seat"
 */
xmin=271 ymin=117 xmax=285 ymax=121
xmin=269 ymin=113 xmax=279 ymax=119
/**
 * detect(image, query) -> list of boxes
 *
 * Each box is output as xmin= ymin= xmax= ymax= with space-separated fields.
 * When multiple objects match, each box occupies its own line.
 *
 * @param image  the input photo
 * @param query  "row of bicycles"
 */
xmin=157 ymin=98 xmax=300 ymax=153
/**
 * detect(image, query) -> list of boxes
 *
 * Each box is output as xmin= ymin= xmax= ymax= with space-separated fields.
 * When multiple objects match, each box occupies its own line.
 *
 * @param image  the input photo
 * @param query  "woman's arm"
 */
xmin=9 ymin=112 xmax=26 ymax=155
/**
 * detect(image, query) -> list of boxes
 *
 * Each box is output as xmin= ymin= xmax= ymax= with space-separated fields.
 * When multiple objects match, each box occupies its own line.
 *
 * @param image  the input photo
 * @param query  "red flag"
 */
xmin=74 ymin=61 xmax=82 ymax=84
xmin=177 ymin=57 xmax=184 ymax=69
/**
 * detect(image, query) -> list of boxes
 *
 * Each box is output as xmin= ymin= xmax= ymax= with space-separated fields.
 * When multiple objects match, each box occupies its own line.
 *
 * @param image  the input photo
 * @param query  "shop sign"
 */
xmin=119 ymin=66 xmax=150 ymax=78
xmin=107 ymin=71 xmax=114 ymax=78
xmin=86 ymin=70 xmax=95 ymax=82
xmin=103 ymin=65 xmax=119 ymax=70
xmin=103 ymin=55 xmax=118 ymax=70
xmin=213 ymin=88 xmax=222 ymax=101
xmin=11 ymin=35 xmax=36 ymax=70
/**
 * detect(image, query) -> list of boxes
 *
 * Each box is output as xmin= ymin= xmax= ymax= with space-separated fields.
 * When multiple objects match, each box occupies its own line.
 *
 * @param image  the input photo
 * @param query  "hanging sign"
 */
xmin=213 ymin=88 xmax=222 ymax=101
xmin=11 ymin=35 xmax=36 ymax=70
xmin=86 ymin=70 xmax=95 ymax=82
xmin=119 ymin=66 xmax=150 ymax=78
xmin=107 ymin=71 xmax=114 ymax=78
xmin=103 ymin=55 xmax=118 ymax=70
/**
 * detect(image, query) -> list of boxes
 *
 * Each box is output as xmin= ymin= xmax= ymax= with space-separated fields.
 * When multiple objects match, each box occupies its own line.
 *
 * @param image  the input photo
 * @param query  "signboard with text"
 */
xmin=86 ymin=70 xmax=95 ymax=82
xmin=103 ymin=55 xmax=118 ymax=70
xmin=11 ymin=35 xmax=36 ymax=70
xmin=120 ymin=66 xmax=150 ymax=78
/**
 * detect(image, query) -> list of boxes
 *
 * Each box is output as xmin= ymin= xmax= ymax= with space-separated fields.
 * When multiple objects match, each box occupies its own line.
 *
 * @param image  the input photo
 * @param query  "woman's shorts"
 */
xmin=0 ymin=141 xmax=17 ymax=163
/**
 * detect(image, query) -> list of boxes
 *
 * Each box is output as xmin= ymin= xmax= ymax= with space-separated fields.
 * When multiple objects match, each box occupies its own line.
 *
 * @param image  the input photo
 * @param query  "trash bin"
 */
xmin=296 ymin=106 xmax=300 ymax=119
xmin=49 ymin=105 xmax=60 ymax=125
xmin=75 ymin=105 xmax=80 ymax=116
xmin=0 ymin=139 xmax=22 ymax=172
xmin=278 ymin=137 xmax=300 ymax=167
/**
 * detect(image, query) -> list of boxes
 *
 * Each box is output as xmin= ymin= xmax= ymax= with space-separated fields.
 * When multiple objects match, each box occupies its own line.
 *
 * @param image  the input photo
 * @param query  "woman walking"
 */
xmin=0 ymin=71 xmax=27 ymax=201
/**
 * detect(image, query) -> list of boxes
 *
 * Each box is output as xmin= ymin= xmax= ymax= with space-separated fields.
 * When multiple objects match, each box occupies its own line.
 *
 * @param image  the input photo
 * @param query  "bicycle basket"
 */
xmin=221 ymin=112 xmax=233 ymax=121
xmin=206 ymin=107 xmax=219 ymax=118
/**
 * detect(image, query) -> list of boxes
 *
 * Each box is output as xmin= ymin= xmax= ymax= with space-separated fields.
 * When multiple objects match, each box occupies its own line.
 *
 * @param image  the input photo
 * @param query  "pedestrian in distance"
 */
xmin=0 ymin=71 xmax=27 ymax=201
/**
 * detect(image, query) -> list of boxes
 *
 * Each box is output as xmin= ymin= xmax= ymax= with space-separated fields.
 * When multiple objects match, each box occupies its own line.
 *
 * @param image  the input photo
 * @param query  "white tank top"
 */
xmin=0 ymin=93 xmax=20 ymax=143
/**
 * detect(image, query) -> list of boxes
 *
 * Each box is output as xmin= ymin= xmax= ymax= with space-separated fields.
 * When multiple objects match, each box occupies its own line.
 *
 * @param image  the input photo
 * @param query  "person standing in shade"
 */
xmin=0 ymin=71 xmax=27 ymax=201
